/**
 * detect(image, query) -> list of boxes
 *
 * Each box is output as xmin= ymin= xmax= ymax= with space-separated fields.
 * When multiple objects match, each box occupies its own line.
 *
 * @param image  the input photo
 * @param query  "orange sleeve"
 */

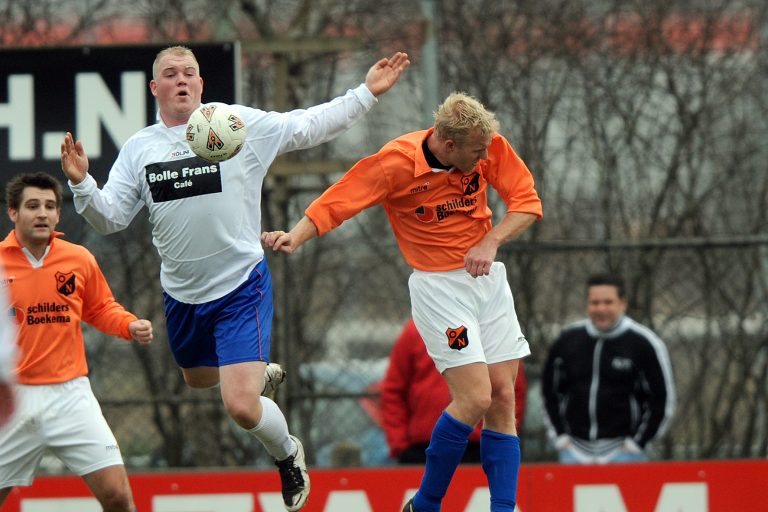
xmin=305 ymin=152 xmax=392 ymax=237
xmin=486 ymin=136 xmax=543 ymax=219
xmin=81 ymin=251 xmax=137 ymax=340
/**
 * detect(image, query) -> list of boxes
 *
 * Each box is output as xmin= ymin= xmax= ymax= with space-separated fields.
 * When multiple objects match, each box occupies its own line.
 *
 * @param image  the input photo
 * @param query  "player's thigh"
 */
xmin=487 ymin=359 xmax=519 ymax=398
xmin=219 ymin=361 xmax=267 ymax=406
xmin=218 ymin=361 xmax=268 ymax=427
xmin=0 ymin=385 xmax=48 ymax=489
xmin=181 ymin=366 xmax=220 ymax=388
xmin=479 ymin=263 xmax=531 ymax=363
xmin=442 ymin=362 xmax=492 ymax=415
xmin=409 ymin=270 xmax=486 ymax=373
xmin=45 ymin=378 xmax=124 ymax=477
xmin=214 ymin=261 xmax=274 ymax=366
xmin=82 ymin=464 xmax=133 ymax=511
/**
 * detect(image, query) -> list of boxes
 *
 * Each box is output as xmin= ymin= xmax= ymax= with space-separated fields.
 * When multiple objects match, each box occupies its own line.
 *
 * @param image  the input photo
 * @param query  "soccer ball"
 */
xmin=185 ymin=103 xmax=247 ymax=163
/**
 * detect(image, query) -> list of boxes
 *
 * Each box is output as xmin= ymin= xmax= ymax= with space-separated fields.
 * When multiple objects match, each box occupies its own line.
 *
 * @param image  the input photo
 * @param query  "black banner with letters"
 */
xmin=0 ymin=43 xmax=238 ymax=188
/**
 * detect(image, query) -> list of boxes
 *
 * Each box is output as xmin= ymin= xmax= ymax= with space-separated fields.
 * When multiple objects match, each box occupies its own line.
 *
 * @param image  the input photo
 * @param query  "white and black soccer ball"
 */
xmin=185 ymin=103 xmax=246 ymax=163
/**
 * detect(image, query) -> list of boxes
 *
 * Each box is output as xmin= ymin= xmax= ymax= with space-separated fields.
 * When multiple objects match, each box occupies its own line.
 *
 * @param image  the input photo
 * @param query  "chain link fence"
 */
xmin=27 ymin=204 xmax=765 ymax=472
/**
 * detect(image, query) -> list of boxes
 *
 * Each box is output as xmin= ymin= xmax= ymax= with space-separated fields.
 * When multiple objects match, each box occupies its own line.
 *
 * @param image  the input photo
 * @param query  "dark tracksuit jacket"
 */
xmin=542 ymin=316 xmax=676 ymax=455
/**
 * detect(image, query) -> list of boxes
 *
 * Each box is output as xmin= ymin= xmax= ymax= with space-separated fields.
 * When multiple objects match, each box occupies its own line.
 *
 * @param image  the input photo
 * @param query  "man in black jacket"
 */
xmin=542 ymin=274 xmax=676 ymax=463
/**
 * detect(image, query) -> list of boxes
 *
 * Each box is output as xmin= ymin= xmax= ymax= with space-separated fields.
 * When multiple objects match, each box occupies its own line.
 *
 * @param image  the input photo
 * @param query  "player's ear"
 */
xmin=149 ymin=79 xmax=158 ymax=97
xmin=7 ymin=208 xmax=17 ymax=223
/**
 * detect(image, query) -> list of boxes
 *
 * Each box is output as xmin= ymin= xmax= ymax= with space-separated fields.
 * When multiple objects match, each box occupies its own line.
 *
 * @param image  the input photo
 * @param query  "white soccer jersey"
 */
xmin=70 ymin=85 xmax=376 ymax=304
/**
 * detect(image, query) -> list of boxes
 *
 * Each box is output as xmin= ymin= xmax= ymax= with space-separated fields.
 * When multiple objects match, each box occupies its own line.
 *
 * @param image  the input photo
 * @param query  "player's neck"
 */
xmin=426 ymin=134 xmax=452 ymax=169
xmin=16 ymin=234 xmax=50 ymax=260
xmin=159 ymin=110 xmax=191 ymax=128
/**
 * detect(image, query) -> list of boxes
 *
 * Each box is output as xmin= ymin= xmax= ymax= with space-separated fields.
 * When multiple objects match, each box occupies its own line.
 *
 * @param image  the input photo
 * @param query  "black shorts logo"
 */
xmin=446 ymin=325 xmax=469 ymax=351
xmin=55 ymin=271 xmax=76 ymax=296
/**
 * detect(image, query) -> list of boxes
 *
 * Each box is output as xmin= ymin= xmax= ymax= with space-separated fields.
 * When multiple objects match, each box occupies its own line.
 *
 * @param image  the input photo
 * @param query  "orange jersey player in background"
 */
xmin=0 ymin=172 xmax=152 ymax=512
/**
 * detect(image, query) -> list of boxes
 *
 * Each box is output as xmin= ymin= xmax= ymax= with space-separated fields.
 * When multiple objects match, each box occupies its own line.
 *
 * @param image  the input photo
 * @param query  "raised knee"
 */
xmin=223 ymin=397 xmax=262 ymax=429
xmin=99 ymin=488 xmax=133 ymax=512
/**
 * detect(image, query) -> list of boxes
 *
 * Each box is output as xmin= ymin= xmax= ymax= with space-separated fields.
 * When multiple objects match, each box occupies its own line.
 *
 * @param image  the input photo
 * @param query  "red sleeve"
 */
xmin=515 ymin=361 xmax=527 ymax=430
xmin=81 ymin=251 xmax=137 ymax=340
xmin=380 ymin=320 xmax=420 ymax=458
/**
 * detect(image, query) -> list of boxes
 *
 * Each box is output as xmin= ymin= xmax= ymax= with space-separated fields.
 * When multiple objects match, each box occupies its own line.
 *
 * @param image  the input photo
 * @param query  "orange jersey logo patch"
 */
xmin=55 ymin=271 xmax=76 ymax=296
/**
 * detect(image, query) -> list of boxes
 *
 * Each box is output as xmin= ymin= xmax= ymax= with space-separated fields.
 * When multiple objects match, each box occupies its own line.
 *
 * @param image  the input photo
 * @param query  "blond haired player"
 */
xmin=61 ymin=45 xmax=409 ymax=511
xmin=0 ymin=172 xmax=153 ymax=512
xmin=263 ymin=92 xmax=542 ymax=512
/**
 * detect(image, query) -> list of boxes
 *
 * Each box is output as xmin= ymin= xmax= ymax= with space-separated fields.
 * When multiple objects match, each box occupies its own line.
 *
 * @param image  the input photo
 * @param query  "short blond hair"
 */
xmin=433 ymin=92 xmax=500 ymax=145
xmin=152 ymin=46 xmax=199 ymax=80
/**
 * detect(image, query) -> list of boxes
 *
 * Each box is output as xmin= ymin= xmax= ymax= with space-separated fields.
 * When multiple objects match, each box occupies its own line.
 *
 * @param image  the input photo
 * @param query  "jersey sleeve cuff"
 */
xmin=68 ymin=174 xmax=98 ymax=196
xmin=352 ymin=84 xmax=378 ymax=109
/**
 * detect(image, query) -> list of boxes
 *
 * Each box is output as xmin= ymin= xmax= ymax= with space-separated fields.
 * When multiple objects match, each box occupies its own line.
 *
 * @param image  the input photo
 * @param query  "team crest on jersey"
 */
xmin=415 ymin=205 xmax=436 ymax=223
xmin=55 ymin=271 xmax=76 ymax=296
xmin=446 ymin=325 xmax=469 ymax=351
xmin=460 ymin=173 xmax=480 ymax=196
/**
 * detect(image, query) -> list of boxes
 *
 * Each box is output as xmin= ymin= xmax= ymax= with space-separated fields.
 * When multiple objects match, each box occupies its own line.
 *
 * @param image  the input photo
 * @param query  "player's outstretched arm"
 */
xmin=60 ymin=132 xmax=89 ymax=185
xmin=261 ymin=216 xmax=319 ymax=255
xmin=129 ymin=319 xmax=153 ymax=345
xmin=364 ymin=52 xmax=410 ymax=97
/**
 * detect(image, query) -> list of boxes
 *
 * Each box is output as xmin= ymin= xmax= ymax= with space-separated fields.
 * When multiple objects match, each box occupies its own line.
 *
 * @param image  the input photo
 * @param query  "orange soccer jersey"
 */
xmin=306 ymin=129 xmax=543 ymax=271
xmin=0 ymin=231 xmax=137 ymax=384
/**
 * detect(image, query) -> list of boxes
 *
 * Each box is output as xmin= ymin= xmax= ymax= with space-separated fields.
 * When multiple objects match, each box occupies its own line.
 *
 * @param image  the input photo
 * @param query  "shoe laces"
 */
xmin=276 ymin=455 xmax=305 ymax=494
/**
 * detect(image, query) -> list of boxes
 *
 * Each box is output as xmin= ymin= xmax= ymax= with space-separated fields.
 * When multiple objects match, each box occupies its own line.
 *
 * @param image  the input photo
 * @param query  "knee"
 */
xmin=455 ymin=388 xmax=493 ymax=420
xmin=98 ymin=487 xmax=134 ymax=512
xmin=474 ymin=391 xmax=494 ymax=414
xmin=223 ymin=393 xmax=262 ymax=429
xmin=491 ymin=385 xmax=516 ymax=410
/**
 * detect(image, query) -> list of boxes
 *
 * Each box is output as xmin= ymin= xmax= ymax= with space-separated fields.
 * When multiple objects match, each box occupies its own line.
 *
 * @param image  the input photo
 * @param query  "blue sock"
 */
xmin=412 ymin=411 xmax=473 ymax=512
xmin=481 ymin=429 xmax=521 ymax=512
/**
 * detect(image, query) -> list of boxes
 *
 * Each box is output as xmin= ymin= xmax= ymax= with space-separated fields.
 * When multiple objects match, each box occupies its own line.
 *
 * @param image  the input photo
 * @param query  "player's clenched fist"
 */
xmin=261 ymin=231 xmax=295 ymax=254
xmin=129 ymin=319 xmax=153 ymax=345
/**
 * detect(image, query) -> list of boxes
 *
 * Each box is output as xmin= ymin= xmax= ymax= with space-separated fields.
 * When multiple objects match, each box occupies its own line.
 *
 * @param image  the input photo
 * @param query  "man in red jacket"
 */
xmin=381 ymin=320 xmax=526 ymax=463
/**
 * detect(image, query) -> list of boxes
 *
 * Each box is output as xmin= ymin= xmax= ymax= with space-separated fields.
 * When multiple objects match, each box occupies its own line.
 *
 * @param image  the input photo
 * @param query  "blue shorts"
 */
xmin=163 ymin=259 xmax=273 ymax=368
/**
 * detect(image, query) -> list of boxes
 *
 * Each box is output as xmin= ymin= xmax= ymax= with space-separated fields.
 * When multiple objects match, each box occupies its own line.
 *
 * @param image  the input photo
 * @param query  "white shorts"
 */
xmin=409 ymin=262 xmax=531 ymax=373
xmin=0 ymin=376 xmax=124 ymax=488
